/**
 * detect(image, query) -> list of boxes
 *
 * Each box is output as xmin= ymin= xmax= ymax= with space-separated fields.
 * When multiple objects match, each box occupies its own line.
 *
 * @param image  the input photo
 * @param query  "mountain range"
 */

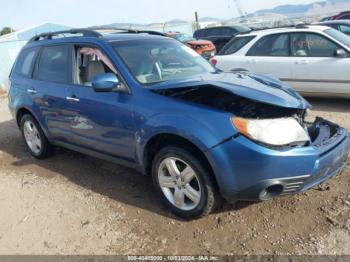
xmin=105 ymin=0 xmax=350 ymax=27
xmin=256 ymin=0 xmax=350 ymax=16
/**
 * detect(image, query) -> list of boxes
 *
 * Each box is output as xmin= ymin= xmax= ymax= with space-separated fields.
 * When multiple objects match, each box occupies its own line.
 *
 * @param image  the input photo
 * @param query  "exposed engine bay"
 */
xmin=153 ymin=85 xmax=306 ymax=121
xmin=153 ymin=85 xmax=344 ymax=148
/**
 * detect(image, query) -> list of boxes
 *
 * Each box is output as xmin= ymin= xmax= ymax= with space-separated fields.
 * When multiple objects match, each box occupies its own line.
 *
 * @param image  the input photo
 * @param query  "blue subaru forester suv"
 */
xmin=8 ymin=28 xmax=350 ymax=219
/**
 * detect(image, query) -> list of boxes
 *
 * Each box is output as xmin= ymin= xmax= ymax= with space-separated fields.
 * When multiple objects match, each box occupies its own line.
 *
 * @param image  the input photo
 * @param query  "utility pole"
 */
xmin=194 ymin=11 xmax=199 ymax=31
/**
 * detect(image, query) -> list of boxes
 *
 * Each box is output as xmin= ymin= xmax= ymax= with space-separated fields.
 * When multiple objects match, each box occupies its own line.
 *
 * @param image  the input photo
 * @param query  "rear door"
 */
xmin=289 ymin=32 xmax=350 ymax=95
xmin=32 ymin=44 xmax=73 ymax=141
xmin=243 ymin=33 xmax=293 ymax=80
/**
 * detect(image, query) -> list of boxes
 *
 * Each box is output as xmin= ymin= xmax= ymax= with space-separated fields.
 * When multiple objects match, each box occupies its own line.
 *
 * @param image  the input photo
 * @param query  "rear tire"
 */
xmin=152 ymin=146 xmax=219 ymax=219
xmin=20 ymin=114 xmax=53 ymax=159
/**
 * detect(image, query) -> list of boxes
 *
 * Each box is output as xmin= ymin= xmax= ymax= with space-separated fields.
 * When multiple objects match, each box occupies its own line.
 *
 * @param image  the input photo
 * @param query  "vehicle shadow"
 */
xmin=0 ymin=119 xmax=250 ymax=220
xmin=306 ymin=97 xmax=350 ymax=113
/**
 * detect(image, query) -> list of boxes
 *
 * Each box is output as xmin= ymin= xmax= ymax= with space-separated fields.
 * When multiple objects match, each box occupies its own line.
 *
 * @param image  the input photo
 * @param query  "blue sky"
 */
xmin=1 ymin=0 xmax=317 ymax=29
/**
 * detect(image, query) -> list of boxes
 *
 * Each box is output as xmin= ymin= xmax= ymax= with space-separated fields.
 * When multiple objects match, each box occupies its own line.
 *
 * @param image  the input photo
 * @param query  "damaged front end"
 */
xmin=152 ymin=84 xmax=312 ymax=148
xmin=153 ymin=84 xmax=306 ymax=120
xmin=151 ymin=75 xmax=346 ymax=151
xmin=150 ymin=73 xmax=350 ymax=201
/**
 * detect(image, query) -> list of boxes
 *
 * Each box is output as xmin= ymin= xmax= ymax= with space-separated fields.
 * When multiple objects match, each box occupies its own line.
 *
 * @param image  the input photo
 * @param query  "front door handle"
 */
xmin=66 ymin=96 xmax=80 ymax=102
xmin=296 ymin=59 xmax=309 ymax=65
xmin=27 ymin=88 xmax=37 ymax=94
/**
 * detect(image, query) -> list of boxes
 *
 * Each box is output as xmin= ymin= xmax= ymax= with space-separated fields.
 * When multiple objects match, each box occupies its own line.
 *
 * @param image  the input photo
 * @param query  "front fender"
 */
xmin=135 ymin=112 xmax=236 ymax=167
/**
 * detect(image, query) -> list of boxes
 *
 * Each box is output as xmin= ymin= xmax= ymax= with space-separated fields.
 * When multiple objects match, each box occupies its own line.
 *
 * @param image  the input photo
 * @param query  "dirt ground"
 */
xmin=0 ymin=95 xmax=349 ymax=255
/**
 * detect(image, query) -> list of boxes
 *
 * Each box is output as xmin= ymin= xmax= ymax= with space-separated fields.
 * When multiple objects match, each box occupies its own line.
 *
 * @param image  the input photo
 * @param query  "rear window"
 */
xmin=219 ymin=36 xmax=255 ymax=55
xmin=36 ymin=45 xmax=70 ymax=83
xmin=194 ymin=29 xmax=207 ymax=38
xmin=15 ymin=47 xmax=39 ymax=78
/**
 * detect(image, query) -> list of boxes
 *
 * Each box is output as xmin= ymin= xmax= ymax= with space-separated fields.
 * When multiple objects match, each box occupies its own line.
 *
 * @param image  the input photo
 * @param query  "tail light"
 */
xmin=210 ymin=57 xmax=218 ymax=66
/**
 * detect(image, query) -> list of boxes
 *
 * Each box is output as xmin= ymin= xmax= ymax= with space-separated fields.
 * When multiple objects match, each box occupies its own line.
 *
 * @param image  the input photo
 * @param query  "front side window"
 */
xmin=291 ymin=33 xmax=339 ymax=57
xmin=247 ymin=34 xmax=290 ymax=56
xmin=113 ymin=39 xmax=215 ymax=85
xmin=219 ymin=36 xmax=255 ymax=55
xmin=37 ymin=45 xmax=70 ymax=83
xmin=74 ymin=46 xmax=117 ymax=87
xmin=15 ymin=48 xmax=38 ymax=77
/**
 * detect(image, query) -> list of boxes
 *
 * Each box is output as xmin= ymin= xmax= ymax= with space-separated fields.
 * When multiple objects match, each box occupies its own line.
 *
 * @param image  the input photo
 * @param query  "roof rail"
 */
xmin=28 ymin=29 xmax=102 ymax=42
xmin=88 ymin=27 xmax=166 ymax=36
xmin=238 ymin=24 xmax=310 ymax=35
xmin=28 ymin=27 xmax=166 ymax=43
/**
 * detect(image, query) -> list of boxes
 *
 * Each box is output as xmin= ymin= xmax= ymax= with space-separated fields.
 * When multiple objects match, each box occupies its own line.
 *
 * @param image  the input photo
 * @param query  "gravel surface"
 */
xmin=0 ymin=96 xmax=349 ymax=255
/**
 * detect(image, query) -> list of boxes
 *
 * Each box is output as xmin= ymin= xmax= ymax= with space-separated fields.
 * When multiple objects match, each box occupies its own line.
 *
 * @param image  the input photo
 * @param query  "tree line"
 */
xmin=0 ymin=27 xmax=15 ymax=36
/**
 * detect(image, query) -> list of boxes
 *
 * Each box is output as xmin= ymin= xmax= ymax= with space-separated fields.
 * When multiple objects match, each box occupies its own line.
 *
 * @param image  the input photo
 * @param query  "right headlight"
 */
xmin=232 ymin=117 xmax=310 ymax=146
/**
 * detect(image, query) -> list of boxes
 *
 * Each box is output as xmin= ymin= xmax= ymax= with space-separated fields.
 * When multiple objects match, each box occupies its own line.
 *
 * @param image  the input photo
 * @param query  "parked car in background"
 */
xmin=166 ymin=32 xmax=216 ymax=59
xmin=318 ymin=20 xmax=350 ymax=36
xmin=211 ymin=25 xmax=350 ymax=97
xmin=321 ymin=10 xmax=350 ymax=21
xmin=193 ymin=25 xmax=251 ymax=52
xmin=8 ymin=28 xmax=350 ymax=219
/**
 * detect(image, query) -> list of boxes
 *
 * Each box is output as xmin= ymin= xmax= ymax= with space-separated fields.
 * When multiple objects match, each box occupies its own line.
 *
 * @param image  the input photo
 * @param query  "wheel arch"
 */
xmin=15 ymin=107 xmax=50 ymax=139
xmin=142 ymin=133 xmax=218 ymax=189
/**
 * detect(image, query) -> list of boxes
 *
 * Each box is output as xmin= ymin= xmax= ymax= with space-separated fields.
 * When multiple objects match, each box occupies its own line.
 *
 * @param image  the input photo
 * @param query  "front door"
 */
xmin=289 ymin=32 xmax=350 ymax=95
xmin=65 ymin=45 xmax=136 ymax=161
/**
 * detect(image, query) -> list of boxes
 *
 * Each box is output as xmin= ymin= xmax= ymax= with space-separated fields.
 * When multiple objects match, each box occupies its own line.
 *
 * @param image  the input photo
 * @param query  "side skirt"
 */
xmin=53 ymin=140 xmax=145 ymax=174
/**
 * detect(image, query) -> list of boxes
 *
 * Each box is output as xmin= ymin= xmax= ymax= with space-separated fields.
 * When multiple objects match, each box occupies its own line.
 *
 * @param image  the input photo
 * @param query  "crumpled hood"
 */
xmin=149 ymin=72 xmax=311 ymax=109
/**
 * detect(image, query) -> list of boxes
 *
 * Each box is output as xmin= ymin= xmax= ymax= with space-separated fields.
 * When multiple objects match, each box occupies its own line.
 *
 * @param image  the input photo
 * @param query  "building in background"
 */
xmin=0 ymin=22 xmax=71 ymax=90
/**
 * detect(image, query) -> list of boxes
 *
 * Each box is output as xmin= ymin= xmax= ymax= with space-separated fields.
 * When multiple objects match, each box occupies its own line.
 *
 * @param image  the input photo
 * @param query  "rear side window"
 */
xmin=15 ymin=48 xmax=39 ymax=78
xmin=36 ymin=45 xmax=70 ymax=83
xmin=247 ymin=34 xmax=290 ymax=56
xmin=219 ymin=36 xmax=255 ymax=55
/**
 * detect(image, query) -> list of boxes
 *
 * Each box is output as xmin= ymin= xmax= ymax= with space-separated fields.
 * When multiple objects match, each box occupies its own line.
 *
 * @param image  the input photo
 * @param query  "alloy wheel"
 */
xmin=158 ymin=157 xmax=202 ymax=211
xmin=23 ymin=120 xmax=42 ymax=154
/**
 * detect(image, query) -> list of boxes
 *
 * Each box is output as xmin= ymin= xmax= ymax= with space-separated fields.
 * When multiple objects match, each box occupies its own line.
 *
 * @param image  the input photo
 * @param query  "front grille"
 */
xmin=279 ymin=175 xmax=310 ymax=196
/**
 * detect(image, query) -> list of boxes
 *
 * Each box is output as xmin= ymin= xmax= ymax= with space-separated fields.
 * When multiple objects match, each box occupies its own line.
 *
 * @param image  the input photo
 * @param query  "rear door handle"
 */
xmin=27 ymin=88 xmax=37 ymax=94
xmin=66 ymin=96 xmax=80 ymax=102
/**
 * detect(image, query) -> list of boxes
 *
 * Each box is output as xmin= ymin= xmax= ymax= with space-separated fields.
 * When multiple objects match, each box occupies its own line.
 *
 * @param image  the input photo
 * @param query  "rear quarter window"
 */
xmin=219 ymin=36 xmax=256 ymax=55
xmin=15 ymin=47 xmax=39 ymax=78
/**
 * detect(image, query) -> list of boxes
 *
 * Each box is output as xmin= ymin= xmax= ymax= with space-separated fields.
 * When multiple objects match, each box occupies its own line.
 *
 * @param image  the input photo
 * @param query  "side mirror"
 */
xmin=335 ymin=48 xmax=348 ymax=58
xmin=92 ymin=73 xmax=123 ymax=93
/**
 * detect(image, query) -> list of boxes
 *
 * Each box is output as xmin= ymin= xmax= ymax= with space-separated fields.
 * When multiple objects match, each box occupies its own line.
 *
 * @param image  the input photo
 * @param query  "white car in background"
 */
xmin=211 ymin=25 xmax=350 ymax=97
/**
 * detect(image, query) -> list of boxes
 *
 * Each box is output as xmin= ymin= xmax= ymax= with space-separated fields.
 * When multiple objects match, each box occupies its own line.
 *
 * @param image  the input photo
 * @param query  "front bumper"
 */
xmin=206 ymin=118 xmax=350 ymax=203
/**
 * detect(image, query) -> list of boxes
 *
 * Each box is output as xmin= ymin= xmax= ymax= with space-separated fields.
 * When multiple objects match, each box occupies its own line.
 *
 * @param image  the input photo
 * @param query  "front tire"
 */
xmin=20 ymin=114 xmax=52 ymax=159
xmin=152 ymin=146 xmax=218 ymax=219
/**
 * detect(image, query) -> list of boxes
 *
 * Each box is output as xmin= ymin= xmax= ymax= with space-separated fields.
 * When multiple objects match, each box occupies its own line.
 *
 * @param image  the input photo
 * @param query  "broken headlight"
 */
xmin=232 ymin=117 xmax=310 ymax=146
